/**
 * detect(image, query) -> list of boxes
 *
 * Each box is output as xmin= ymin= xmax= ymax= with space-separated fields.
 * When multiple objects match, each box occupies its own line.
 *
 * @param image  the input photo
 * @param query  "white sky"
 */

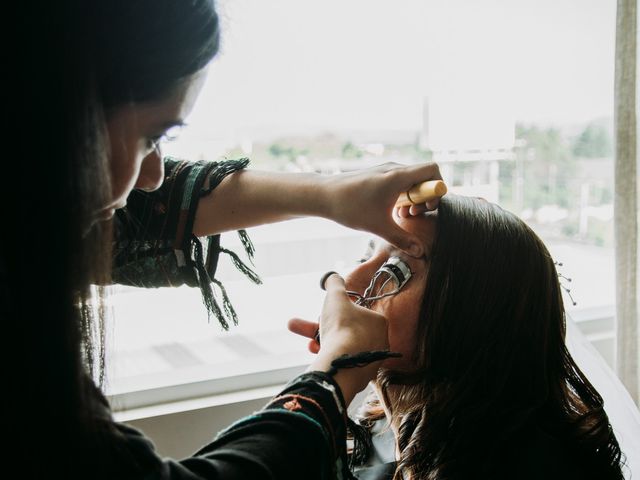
xmin=181 ymin=0 xmax=615 ymax=145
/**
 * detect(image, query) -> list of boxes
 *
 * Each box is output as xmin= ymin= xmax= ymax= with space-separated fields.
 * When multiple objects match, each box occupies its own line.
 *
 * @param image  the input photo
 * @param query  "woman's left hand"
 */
xmin=288 ymin=273 xmax=390 ymax=404
xmin=320 ymin=162 xmax=442 ymax=258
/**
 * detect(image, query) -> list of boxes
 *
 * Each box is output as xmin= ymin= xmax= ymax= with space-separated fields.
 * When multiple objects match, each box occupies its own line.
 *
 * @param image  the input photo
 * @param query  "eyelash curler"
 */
xmin=314 ymin=256 xmax=412 ymax=344
xmin=347 ymin=256 xmax=413 ymax=308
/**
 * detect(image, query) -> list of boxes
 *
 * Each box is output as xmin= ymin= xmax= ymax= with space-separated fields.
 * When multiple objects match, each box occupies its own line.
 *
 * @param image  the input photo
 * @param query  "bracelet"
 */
xmin=281 ymin=371 xmax=348 ymax=416
xmin=326 ymin=350 xmax=402 ymax=376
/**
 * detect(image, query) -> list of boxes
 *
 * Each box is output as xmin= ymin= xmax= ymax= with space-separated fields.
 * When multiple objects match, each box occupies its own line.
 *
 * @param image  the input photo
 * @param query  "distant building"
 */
xmin=420 ymin=95 xmax=515 ymax=202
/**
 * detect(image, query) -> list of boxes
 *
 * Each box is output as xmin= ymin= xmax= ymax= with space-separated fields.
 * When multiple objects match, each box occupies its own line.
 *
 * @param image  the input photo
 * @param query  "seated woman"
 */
xmin=344 ymin=195 xmax=625 ymax=480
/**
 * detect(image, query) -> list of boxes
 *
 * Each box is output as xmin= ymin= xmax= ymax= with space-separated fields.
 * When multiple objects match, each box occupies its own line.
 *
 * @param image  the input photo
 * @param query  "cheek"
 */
xmin=375 ymin=293 xmax=422 ymax=369
xmin=109 ymin=140 xmax=144 ymax=202
xmin=390 ymin=310 xmax=420 ymax=363
xmin=106 ymin=111 xmax=149 ymax=205
xmin=344 ymin=259 xmax=385 ymax=294
xmin=346 ymin=259 xmax=427 ymax=369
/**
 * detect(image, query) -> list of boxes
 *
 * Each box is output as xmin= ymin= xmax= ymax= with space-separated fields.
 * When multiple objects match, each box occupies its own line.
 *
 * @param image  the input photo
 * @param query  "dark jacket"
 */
xmin=100 ymin=157 xmax=351 ymax=479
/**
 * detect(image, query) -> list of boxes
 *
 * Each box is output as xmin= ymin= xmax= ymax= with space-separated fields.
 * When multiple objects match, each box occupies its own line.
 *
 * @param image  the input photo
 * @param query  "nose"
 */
xmin=135 ymin=149 xmax=165 ymax=192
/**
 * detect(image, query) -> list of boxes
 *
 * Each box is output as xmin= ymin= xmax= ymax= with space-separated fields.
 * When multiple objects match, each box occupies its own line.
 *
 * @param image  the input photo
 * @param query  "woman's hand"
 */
xmin=288 ymin=273 xmax=390 ymax=404
xmin=319 ymin=162 xmax=442 ymax=258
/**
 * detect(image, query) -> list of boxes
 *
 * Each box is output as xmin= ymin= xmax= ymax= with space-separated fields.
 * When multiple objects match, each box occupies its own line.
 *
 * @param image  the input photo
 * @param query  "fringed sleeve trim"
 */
xmin=114 ymin=157 xmax=261 ymax=331
xmin=170 ymin=157 xmax=262 ymax=329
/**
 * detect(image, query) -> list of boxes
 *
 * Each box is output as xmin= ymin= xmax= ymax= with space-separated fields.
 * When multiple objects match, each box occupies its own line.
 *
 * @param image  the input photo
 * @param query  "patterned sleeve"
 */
xmin=113 ymin=156 xmax=261 ymax=330
xmin=192 ymin=371 xmax=352 ymax=479
xmin=93 ymin=371 xmax=351 ymax=479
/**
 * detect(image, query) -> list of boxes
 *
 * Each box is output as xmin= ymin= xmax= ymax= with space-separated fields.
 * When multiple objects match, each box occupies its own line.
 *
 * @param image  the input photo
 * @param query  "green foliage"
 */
xmin=268 ymin=143 xmax=308 ymax=161
xmin=515 ymin=123 xmax=577 ymax=211
xmin=509 ymin=121 xmax=614 ymax=246
xmin=341 ymin=141 xmax=363 ymax=159
xmin=572 ymin=123 xmax=612 ymax=158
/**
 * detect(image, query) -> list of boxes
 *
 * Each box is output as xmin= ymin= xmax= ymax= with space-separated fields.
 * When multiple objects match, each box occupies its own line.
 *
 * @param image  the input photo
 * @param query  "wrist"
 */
xmin=331 ymin=368 xmax=375 ymax=405
xmin=309 ymin=351 xmax=388 ymax=405
xmin=308 ymin=360 xmax=370 ymax=405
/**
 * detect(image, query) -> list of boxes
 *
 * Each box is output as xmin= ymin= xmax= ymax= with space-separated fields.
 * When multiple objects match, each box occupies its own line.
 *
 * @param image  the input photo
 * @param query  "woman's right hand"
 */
xmin=317 ymin=162 xmax=442 ymax=258
xmin=288 ymin=273 xmax=390 ymax=404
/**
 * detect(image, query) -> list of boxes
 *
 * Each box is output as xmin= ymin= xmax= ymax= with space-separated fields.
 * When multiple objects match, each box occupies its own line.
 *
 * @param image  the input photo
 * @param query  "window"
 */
xmin=105 ymin=0 xmax=617 ymax=409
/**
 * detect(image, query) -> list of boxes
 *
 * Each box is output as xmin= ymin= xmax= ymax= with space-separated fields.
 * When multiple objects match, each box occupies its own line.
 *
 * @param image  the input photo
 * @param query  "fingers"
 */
xmin=389 ymin=163 xmax=443 ymax=211
xmin=373 ymin=161 xmax=442 ymax=186
xmin=396 ymin=204 xmax=429 ymax=218
xmin=322 ymin=272 xmax=348 ymax=295
xmin=409 ymin=203 xmax=429 ymax=216
xmin=289 ymin=318 xmax=321 ymax=354
xmin=319 ymin=271 xmax=338 ymax=291
xmin=425 ymin=199 xmax=439 ymax=211
xmin=374 ymin=162 xmax=442 ymax=181
xmin=322 ymin=272 xmax=371 ymax=309
xmin=388 ymin=164 xmax=440 ymax=254
xmin=371 ymin=219 xmax=424 ymax=258
xmin=308 ymin=339 xmax=320 ymax=354
xmin=398 ymin=162 xmax=443 ymax=184
xmin=396 ymin=205 xmax=411 ymax=218
xmin=287 ymin=318 xmax=319 ymax=339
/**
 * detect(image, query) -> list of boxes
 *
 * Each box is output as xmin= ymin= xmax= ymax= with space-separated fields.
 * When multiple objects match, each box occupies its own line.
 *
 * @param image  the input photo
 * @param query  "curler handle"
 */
xmin=395 ymin=180 xmax=447 ymax=208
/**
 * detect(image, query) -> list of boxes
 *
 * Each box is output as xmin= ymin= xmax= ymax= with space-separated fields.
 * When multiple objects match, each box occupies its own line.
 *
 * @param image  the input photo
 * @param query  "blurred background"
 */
xmin=105 ymin=0 xmax=618 ymax=406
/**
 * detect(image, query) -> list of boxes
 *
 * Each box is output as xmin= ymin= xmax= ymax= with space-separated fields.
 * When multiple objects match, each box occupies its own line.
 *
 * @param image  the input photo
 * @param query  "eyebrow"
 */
xmin=360 ymin=239 xmax=428 ymax=264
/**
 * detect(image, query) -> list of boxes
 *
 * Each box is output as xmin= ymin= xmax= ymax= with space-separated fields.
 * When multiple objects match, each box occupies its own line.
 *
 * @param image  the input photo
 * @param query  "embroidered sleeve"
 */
xmin=206 ymin=371 xmax=352 ymax=479
xmin=89 ymin=368 xmax=352 ymax=480
xmin=113 ymin=156 xmax=261 ymax=330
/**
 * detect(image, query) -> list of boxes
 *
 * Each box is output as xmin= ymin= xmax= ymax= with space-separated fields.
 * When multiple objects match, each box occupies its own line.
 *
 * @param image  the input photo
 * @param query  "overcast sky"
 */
xmin=179 ymin=0 xmax=615 ymax=145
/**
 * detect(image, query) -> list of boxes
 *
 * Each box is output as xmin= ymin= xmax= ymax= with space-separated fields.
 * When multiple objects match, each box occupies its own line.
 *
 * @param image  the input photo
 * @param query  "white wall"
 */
xmin=125 ymin=395 xmax=271 ymax=459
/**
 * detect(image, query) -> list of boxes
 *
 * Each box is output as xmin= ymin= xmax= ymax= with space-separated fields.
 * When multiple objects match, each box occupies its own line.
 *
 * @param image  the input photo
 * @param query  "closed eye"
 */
xmin=146 ymin=124 xmax=186 ymax=150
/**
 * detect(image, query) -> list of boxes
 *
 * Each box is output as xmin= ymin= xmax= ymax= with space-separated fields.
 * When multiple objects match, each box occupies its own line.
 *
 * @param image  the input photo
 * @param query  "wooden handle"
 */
xmin=395 ymin=180 xmax=447 ymax=208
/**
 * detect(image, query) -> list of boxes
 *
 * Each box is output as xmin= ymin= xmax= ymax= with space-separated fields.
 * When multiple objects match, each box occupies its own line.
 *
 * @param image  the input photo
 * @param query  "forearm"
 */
xmin=193 ymin=169 xmax=330 ymax=236
xmin=193 ymin=161 xmax=442 ymax=257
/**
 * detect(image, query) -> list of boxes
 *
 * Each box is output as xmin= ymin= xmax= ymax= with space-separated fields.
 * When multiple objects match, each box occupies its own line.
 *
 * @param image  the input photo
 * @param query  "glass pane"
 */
xmin=105 ymin=0 xmax=616 ymax=396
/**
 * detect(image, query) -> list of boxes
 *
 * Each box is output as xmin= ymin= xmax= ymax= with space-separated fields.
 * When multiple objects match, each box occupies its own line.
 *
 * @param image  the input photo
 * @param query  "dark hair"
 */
xmin=356 ymin=196 xmax=623 ymax=479
xmin=5 ymin=0 xmax=219 ymax=474
xmin=94 ymin=1 xmax=220 ymax=106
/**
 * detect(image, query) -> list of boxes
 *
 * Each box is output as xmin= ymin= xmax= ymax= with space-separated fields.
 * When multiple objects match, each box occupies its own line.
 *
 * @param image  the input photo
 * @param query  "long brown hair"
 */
xmin=356 ymin=196 xmax=623 ymax=479
xmin=5 ymin=0 xmax=220 ymax=475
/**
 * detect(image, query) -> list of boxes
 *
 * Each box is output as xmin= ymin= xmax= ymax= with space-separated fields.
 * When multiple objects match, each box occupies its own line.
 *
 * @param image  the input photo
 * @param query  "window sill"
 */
xmin=112 ymin=382 xmax=287 ymax=423
xmin=110 ymin=305 xmax=615 ymax=422
xmin=109 ymin=362 xmax=308 ymax=418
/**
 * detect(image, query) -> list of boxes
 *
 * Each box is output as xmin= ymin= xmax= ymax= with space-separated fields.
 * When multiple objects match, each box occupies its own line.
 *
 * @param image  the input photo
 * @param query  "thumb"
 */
xmin=375 ymin=221 xmax=423 ymax=258
xmin=322 ymin=273 xmax=355 ymax=311
xmin=322 ymin=272 xmax=347 ymax=296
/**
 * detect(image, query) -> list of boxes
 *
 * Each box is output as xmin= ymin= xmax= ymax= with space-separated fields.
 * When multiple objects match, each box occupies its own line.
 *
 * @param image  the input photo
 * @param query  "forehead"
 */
xmin=141 ymin=77 xmax=203 ymax=123
xmin=111 ymin=71 xmax=207 ymax=130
